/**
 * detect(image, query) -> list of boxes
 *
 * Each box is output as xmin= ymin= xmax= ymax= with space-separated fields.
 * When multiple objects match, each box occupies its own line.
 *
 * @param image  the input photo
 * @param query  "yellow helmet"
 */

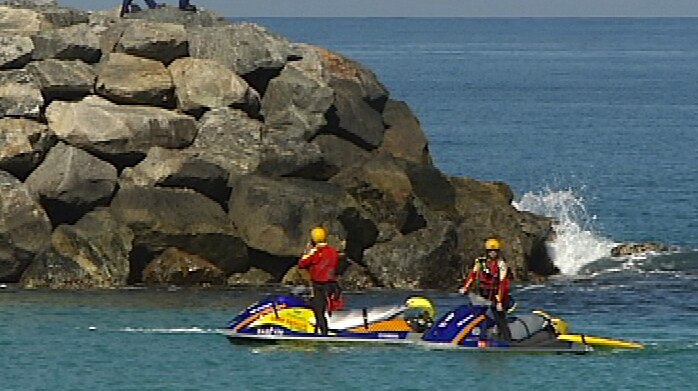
xmin=485 ymin=238 xmax=501 ymax=250
xmin=310 ymin=227 xmax=327 ymax=243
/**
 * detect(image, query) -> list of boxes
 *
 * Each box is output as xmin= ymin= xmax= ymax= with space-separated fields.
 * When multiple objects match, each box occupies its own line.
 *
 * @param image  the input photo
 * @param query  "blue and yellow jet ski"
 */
xmin=221 ymin=293 xmax=643 ymax=352
xmin=221 ymin=294 xmax=434 ymax=344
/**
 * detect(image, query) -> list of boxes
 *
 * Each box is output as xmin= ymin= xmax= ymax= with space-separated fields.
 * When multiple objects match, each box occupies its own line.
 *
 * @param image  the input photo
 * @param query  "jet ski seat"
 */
xmin=327 ymin=305 xmax=408 ymax=330
xmin=506 ymin=314 xmax=549 ymax=341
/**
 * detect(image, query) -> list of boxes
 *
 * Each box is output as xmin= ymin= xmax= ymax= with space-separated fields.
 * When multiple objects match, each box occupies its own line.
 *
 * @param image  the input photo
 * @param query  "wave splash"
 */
xmin=514 ymin=187 xmax=616 ymax=275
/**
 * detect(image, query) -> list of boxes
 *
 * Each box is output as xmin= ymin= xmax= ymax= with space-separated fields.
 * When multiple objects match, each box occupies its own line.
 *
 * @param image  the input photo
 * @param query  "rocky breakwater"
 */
xmin=0 ymin=2 xmax=556 ymax=290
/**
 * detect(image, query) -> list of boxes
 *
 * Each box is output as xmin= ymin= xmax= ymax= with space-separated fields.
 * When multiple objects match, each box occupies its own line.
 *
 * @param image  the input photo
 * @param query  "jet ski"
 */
xmin=221 ymin=294 xmax=436 ymax=344
xmin=221 ymin=293 xmax=643 ymax=352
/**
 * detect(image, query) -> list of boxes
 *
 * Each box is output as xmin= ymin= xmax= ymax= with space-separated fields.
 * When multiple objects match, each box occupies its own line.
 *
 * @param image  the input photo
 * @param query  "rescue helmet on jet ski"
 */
xmin=310 ymin=226 xmax=327 ymax=243
xmin=485 ymin=238 xmax=501 ymax=250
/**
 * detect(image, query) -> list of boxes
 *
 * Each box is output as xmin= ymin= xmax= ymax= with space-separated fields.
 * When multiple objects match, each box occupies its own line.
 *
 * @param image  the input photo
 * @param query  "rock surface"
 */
xmin=120 ymin=146 xmax=230 ymax=207
xmin=110 ymin=186 xmax=249 ymax=275
xmin=115 ymin=21 xmax=188 ymax=64
xmin=0 ymin=5 xmax=52 ymax=36
xmin=31 ymin=23 xmax=101 ymax=62
xmin=0 ymin=35 xmax=34 ymax=70
xmin=96 ymin=53 xmax=174 ymax=107
xmin=46 ymin=96 xmax=197 ymax=167
xmin=143 ymin=247 xmax=225 ymax=286
xmin=0 ymin=171 xmax=52 ymax=281
xmin=25 ymin=59 xmax=95 ymax=101
xmin=0 ymin=118 xmax=54 ymax=179
xmin=168 ymin=57 xmax=258 ymax=115
xmin=611 ymin=242 xmax=668 ymax=257
xmin=21 ymin=209 xmax=133 ymax=289
xmin=25 ymin=142 xmax=117 ymax=225
xmin=0 ymin=69 xmax=43 ymax=118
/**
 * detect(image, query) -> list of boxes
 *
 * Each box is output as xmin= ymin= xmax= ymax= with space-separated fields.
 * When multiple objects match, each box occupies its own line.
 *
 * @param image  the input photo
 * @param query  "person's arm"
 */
xmin=461 ymin=261 xmax=481 ymax=292
xmin=298 ymin=246 xmax=317 ymax=269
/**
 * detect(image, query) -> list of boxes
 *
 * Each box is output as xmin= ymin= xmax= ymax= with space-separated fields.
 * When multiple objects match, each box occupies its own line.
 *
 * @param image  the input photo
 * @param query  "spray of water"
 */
xmin=514 ymin=187 xmax=616 ymax=275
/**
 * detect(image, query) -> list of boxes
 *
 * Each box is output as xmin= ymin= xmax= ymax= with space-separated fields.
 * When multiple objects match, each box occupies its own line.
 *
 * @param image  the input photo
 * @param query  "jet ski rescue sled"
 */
xmin=221 ymin=293 xmax=643 ymax=352
xmin=221 ymin=295 xmax=435 ymax=344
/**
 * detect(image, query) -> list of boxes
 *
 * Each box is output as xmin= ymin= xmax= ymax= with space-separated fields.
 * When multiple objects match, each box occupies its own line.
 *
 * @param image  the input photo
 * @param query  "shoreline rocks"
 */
xmin=2 ymin=2 xmax=558 ymax=289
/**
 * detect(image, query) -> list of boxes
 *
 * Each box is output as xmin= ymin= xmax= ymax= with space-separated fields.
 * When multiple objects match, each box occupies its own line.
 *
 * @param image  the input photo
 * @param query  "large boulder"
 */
xmin=256 ymin=126 xmax=325 ymax=179
xmin=312 ymin=134 xmax=370 ymax=176
xmin=0 ymin=118 xmax=54 ymax=179
xmin=330 ymin=155 xmax=424 ymax=234
xmin=191 ymin=107 xmax=263 ymax=176
xmin=143 ymin=247 xmax=225 ymax=286
xmin=296 ymin=44 xmax=389 ymax=111
xmin=227 ymin=267 xmax=275 ymax=286
xmin=378 ymin=100 xmax=432 ymax=165
xmin=0 ymin=170 xmax=52 ymax=282
xmin=611 ymin=242 xmax=668 ymax=257
xmin=303 ymin=45 xmax=389 ymax=112
xmin=2 ymin=1 xmax=89 ymax=28
xmin=327 ymin=78 xmax=385 ymax=150
xmin=120 ymin=146 xmax=231 ymax=208
xmin=95 ymin=53 xmax=174 ymax=107
xmin=363 ymin=218 xmax=461 ymax=290
xmin=280 ymin=45 xmax=388 ymax=150
xmin=115 ymin=20 xmax=188 ymax=64
xmin=401 ymin=160 xmax=456 ymax=213
xmin=0 ymin=5 xmax=52 ymax=36
xmin=228 ymin=174 xmax=375 ymax=257
xmin=261 ymin=62 xmax=334 ymax=140
xmin=338 ymin=262 xmax=378 ymax=291
xmin=25 ymin=59 xmax=95 ymax=101
xmin=20 ymin=209 xmax=134 ymax=289
xmin=46 ymin=96 xmax=197 ymax=167
xmin=0 ymin=35 xmax=34 ymax=70
xmin=121 ymin=6 xmax=227 ymax=28
xmin=168 ymin=57 xmax=259 ymax=115
xmin=31 ymin=23 xmax=101 ymax=62
xmin=110 ymin=185 xmax=249 ymax=275
xmin=0 ymin=69 xmax=43 ymax=118
xmin=25 ymin=142 xmax=118 ymax=225
xmin=188 ymin=23 xmax=295 ymax=93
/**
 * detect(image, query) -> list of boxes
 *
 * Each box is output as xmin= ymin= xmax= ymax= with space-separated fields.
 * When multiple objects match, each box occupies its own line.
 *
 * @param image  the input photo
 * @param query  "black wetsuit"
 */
xmin=492 ymin=306 xmax=512 ymax=342
xmin=311 ymin=281 xmax=340 ymax=334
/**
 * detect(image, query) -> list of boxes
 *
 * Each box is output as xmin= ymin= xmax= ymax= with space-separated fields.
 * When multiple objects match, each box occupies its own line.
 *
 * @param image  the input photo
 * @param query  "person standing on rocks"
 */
xmin=459 ymin=238 xmax=512 ymax=342
xmin=298 ymin=226 xmax=342 ymax=335
xmin=120 ymin=0 xmax=159 ymax=16
xmin=120 ymin=0 xmax=197 ymax=17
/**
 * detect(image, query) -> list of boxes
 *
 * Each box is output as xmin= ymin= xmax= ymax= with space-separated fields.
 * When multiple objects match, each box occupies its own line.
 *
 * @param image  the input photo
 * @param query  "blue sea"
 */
xmin=2 ymin=18 xmax=697 ymax=390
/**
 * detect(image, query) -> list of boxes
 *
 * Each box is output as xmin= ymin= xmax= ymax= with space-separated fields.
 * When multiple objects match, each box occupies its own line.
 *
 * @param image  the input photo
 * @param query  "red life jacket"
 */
xmin=298 ymin=244 xmax=339 ymax=283
xmin=474 ymin=257 xmax=509 ymax=304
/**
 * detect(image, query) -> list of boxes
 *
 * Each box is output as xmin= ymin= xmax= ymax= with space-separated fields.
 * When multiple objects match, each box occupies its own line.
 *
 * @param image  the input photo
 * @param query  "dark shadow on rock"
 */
xmin=247 ymin=247 xmax=298 ymax=282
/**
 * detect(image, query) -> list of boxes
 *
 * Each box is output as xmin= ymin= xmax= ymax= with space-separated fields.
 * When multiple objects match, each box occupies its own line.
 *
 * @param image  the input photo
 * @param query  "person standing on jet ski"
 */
xmin=459 ymin=238 xmax=512 ymax=342
xmin=298 ymin=226 xmax=342 ymax=335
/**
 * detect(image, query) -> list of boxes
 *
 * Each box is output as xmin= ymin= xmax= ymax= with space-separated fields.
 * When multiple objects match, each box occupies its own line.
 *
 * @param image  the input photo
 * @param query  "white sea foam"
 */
xmin=514 ymin=187 xmax=616 ymax=275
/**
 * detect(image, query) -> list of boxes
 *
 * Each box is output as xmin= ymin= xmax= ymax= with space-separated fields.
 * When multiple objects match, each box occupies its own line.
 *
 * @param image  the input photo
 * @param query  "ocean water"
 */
xmin=2 ymin=18 xmax=697 ymax=390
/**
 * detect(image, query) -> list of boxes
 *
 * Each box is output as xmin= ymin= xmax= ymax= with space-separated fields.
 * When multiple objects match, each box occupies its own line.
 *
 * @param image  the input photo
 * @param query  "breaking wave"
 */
xmin=514 ymin=187 xmax=616 ymax=275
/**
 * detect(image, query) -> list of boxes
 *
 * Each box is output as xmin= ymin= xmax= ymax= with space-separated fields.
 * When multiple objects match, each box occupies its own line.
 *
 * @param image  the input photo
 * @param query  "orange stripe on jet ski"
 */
xmin=452 ymin=315 xmax=486 ymax=345
xmin=234 ymin=304 xmax=288 ymax=332
xmin=347 ymin=319 xmax=413 ymax=333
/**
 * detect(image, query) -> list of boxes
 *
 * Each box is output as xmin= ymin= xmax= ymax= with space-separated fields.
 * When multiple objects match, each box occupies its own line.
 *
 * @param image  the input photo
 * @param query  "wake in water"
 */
xmin=514 ymin=187 xmax=616 ymax=275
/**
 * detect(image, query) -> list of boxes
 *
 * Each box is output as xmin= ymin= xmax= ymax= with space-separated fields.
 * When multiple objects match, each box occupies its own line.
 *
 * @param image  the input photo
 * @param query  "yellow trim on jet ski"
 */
xmin=557 ymin=334 xmax=644 ymax=349
xmin=255 ymin=308 xmax=316 ymax=333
